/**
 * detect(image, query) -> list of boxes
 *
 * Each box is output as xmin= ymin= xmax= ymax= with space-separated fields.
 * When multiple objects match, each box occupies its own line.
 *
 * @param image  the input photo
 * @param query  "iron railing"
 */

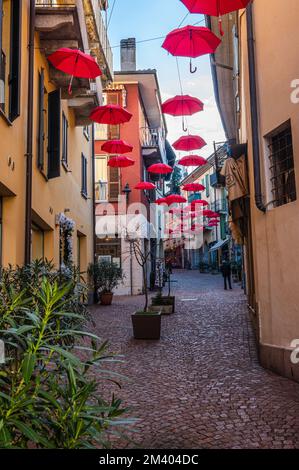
xmin=140 ymin=127 xmax=166 ymax=159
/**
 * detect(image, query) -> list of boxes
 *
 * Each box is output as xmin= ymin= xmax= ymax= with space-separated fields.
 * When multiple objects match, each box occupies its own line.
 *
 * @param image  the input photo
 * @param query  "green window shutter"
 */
xmin=48 ymin=89 xmax=61 ymax=179
xmin=9 ymin=0 xmax=22 ymax=121
xmin=38 ymin=69 xmax=45 ymax=170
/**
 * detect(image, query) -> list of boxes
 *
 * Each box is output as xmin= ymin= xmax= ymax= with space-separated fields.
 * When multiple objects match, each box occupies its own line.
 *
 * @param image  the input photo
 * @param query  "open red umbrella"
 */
xmin=162 ymin=25 xmax=221 ymax=73
xmin=90 ymin=104 xmax=132 ymax=125
xmin=147 ymin=163 xmax=173 ymax=175
xmin=166 ymin=194 xmax=187 ymax=205
xmin=182 ymin=183 xmax=205 ymax=192
xmin=134 ymin=182 xmax=156 ymax=190
xmin=180 ymin=0 xmax=251 ymax=36
xmin=173 ymin=135 xmax=207 ymax=151
xmin=178 ymin=155 xmax=207 ymax=167
xmin=162 ymin=95 xmax=204 ymax=131
xmin=48 ymin=48 xmax=102 ymax=94
xmin=101 ymin=139 xmax=133 ymax=155
xmin=203 ymin=209 xmax=215 ymax=217
xmin=155 ymin=198 xmax=168 ymax=205
xmin=107 ymin=156 xmax=135 ymax=168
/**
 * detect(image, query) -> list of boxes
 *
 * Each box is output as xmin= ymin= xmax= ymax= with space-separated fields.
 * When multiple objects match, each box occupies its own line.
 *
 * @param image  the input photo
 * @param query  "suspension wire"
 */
xmin=107 ymin=0 xmax=117 ymax=29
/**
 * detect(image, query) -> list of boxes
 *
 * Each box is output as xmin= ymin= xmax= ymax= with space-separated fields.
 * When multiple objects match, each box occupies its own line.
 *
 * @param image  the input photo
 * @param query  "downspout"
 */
xmin=246 ymin=4 xmax=266 ymax=212
xmin=24 ymin=0 xmax=35 ymax=263
xmin=91 ymin=123 xmax=97 ymax=302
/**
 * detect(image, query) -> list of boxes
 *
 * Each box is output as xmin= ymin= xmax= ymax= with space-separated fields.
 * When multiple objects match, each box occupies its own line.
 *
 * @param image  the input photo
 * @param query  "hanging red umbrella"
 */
xmin=155 ymin=197 xmax=168 ymax=205
xmin=90 ymin=104 xmax=132 ymax=125
xmin=182 ymin=183 xmax=205 ymax=192
xmin=162 ymin=95 xmax=204 ymax=116
xmin=178 ymin=155 xmax=207 ymax=167
xmin=208 ymin=222 xmax=219 ymax=227
xmin=173 ymin=135 xmax=207 ymax=151
xmin=147 ymin=163 xmax=173 ymax=175
xmin=166 ymin=194 xmax=187 ymax=205
xmin=101 ymin=139 xmax=133 ymax=155
xmin=162 ymin=25 xmax=221 ymax=73
xmin=211 ymin=212 xmax=221 ymax=218
xmin=107 ymin=156 xmax=135 ymax=168
xmin=180 ymin=0 xmax=251 ymax=36
xmin=48 ymin=48 xmax=102 ymax=94
xmin=203 ymin=209 xmax=216 ymax=217
xmin=134 ymin=182 xmax=156 ymax=190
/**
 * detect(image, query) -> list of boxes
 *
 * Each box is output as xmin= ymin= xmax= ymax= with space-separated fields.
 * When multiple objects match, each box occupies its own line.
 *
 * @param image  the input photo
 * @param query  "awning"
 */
xmin=209 ymin=238 xmax=229 ymax=252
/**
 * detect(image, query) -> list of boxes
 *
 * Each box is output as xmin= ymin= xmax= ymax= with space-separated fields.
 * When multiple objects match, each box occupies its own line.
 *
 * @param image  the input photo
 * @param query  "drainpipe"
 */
xmin=24 ymin=0 xmax=35 ymax=263
xmin=246 ymin=4 xmax=266 ymax=213
xmin=91 ymin=123 xmax=97 ymax=302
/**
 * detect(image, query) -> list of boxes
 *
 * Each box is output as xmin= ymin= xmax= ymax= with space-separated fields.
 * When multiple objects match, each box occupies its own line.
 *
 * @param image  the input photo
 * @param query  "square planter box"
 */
xmin=132 ymin=312 xmax=161 ymax=340
xmin=151 ymin=296 xmax=175 ymax=315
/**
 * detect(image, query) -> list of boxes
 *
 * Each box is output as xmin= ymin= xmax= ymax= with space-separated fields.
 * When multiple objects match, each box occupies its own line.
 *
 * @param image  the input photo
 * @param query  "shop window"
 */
xmin=266 ymin=121 xmax=297 ymax=207
xmin=81 ymin=153 xmax=88 ymax=197
xmin=48 ymin=89 xmax=61 ymax=179
xmin=96 ymin=236 xmax=121 ymax=268
xmin=0 ymin=0 xmax=21 ymax=121
xmin=32 ymin=223 xmax=44 ymax=261
xmin=62 ymin=112 xmax=68 ymax=168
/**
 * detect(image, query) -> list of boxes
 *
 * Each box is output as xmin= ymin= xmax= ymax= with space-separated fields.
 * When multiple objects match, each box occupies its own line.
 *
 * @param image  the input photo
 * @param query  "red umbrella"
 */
xmin=107 ymin=156 xmax=135 ymax=168
xmin=178 ymin=155 xmax=207 ymax=167
xmin=162 ymin=95 xmax=204 ymax=116
xmin=208 ymin=222 xmax=219 ymax=227
xmin=173 ymin=135 xmax=207 ymax=151
xmin=134 ymin=182 xmax=156 ymax=190
xmin=166 ymin=194 xmax=187 ymax=205
xmin=182 ymin=183 xmax=205 ymax=192
xmin=48 ymin=48 xmax=102 ymax=94
xmin=162 ymin=25 xmax=221 ymax=73
xmin=101 ymin=139 xmax=133 ymax=155
xmin=180 ymin=0 xmax=251 ymax=36
xmin=155 ymin=198 xmax=168 ymax=205
xmin=147 ymin=163 xmax=173 ymax=175
xmin=190 ymin=199 xmax=209 ymax=207
xmin=203 ymin=209 xmax=215 ymax=217
xmin=90 ymin=104 xmax=132 ymax=125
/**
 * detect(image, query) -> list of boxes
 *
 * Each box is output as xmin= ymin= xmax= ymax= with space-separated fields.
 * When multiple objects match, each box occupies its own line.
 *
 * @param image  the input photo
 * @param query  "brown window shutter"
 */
xmin=108 ymin=165 xmax=120 ymax=201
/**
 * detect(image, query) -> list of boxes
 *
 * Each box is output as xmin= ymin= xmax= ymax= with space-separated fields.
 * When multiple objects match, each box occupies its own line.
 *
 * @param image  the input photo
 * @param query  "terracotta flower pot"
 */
xmin=100 ymin=291 xmax=113 ymax=306
xmin=131 ymin=312 xmax=161 ymax=340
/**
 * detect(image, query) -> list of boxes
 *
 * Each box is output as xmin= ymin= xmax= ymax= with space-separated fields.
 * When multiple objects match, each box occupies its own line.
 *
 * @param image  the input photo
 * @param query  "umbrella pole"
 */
xmin=68 ymin=75 xmax=74 ymax=95
xmin=218 ymin=16 xmax=224 ymax=37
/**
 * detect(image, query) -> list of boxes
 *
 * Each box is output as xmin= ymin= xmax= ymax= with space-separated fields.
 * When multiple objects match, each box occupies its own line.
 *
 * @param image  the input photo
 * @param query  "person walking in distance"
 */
xmin=221 ymin=258 xmax=232 ymax=290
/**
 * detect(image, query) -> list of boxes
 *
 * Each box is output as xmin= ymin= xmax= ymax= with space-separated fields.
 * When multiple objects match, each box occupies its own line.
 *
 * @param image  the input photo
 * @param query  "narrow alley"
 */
xmin=90 ymin=270 xmax=299 ymax=449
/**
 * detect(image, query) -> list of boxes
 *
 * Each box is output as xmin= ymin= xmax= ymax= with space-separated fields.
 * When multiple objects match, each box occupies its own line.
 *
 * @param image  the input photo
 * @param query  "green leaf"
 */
xmin=22 ymin=352 xmax=36 ymax=384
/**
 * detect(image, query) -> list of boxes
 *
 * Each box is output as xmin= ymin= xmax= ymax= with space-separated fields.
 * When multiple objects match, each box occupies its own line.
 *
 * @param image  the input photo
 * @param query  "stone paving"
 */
xmin=89 ymin=270 xmax=299 ymax=449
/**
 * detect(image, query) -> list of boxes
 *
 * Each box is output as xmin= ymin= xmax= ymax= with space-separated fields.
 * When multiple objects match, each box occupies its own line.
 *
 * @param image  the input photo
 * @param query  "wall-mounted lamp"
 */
xmin=122 ymin=183 xmax=131 ymax=204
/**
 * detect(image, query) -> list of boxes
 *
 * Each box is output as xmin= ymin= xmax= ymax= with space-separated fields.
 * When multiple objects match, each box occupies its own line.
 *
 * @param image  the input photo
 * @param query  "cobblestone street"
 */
xmin=90 ymin=270 xmax=299 ymax=449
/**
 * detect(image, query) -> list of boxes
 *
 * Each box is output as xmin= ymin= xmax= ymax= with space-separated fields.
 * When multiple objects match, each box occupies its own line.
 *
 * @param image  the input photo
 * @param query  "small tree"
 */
xmin=126 ymin=237 xmax=152 ymax=312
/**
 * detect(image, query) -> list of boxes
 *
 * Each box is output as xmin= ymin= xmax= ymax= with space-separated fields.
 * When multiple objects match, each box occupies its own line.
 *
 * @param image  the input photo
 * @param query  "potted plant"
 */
xmin=127 ymin=237 xmax=161 ymax=340
xmin=88 ymin=260 xmax=124 ymax=305
xmin=151 ymin=268 xmax=175 ymax=315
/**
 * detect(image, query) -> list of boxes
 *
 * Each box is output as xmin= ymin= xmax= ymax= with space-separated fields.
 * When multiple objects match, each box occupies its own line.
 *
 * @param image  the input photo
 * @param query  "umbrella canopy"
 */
xmin=178 ymin=155 xmax=207 ymax=167
xmin=155 ymin=198 xmax=168 ymax=205
xmin=90 ymin=104 xmax=132 ymax=125
xmin=107 ymin=156 xmax=135 ymax=168
xmin=173 ymin=135 xmax=207 ymax=151
xmin=147 ymin=163 xmax=173 ymax=175
xmin=180 ymin=0 xmax=251 ymax=36
xmin=101 ymin=139 xmax=133 ymax=155
xmin=166 ymin=194 xmax=187 ymax=205
xmin=182 ymin=183 xmax=205 ymax=192
xmin=48 ymin=48 xmax=102 ymax=94
xmin=190 ymin=199 xmax=209 ymax=207
xmin=134 ymin=182 xmax=156 ymax=190
xmin=162 ymin=95 xmax=204 ymax=116
xmin=162 ymin=25 xmax=221 ymax=72
xmin=208 ymin=221 xmax=219 ymax=227
xmin=203 ymin=209 xmax=216 ymax=217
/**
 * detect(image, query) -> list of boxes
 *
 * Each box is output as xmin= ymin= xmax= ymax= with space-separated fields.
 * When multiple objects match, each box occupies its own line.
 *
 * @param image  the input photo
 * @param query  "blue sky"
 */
xmin=106 ymin=0 xmax=225 ymax=157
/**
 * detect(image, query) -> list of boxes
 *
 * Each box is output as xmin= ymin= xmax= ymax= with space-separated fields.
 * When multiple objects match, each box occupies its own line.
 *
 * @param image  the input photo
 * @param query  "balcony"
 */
xmin=140 ymin=127 xmax=166 ymax=167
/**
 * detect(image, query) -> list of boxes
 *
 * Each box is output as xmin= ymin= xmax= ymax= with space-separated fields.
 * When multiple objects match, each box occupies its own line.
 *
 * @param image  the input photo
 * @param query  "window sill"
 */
xmin=0 ymin=108 xmax=13 ymax=126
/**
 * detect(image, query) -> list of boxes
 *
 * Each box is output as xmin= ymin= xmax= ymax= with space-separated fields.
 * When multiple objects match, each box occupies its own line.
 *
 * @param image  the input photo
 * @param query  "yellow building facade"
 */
xmin=209 ymin=0 xmax=299 ymax=380
xmin=0 ymin=1 xmax=113 ymax=276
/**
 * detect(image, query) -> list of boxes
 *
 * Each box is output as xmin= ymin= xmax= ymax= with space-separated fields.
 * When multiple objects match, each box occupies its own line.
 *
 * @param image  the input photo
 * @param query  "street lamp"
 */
xmin=122 ymin=183 xmax=131 ymax=204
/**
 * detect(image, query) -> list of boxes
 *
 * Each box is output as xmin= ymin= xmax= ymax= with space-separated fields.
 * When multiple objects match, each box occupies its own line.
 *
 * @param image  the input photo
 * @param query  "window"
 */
xmin=267 ymin=121 xmax=297 ymax=207
xmin=32 ymin=223 xmax=44 ymax=261
xmin=38 ymin=69 xmax=47 ymax=171
xmin=81 ymin=153 xmax=88 ymax=197
xmin=62 ymin=112 xmax=68 ymax=167
xmin=48 ymin=89 xmax=61 ymax=179
xmin=108 ymin=160 xmax=120 ymax=201
xmin=95 ymin=156 xmax=108 ymax=201
xmin=0 ymin=0 xmax=21 ymax=120
xmin=96 ymin=237 xmax=121 ymax=268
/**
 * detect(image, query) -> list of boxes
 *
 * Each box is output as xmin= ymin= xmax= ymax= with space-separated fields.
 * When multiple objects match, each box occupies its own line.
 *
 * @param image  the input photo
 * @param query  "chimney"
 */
xmin=120 ymin=38 xmax=136 ymax=72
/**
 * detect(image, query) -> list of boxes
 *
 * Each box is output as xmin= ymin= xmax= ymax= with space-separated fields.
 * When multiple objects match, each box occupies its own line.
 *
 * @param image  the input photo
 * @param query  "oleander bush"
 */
xmin=0 ymin=263 xmax=130 ymax=448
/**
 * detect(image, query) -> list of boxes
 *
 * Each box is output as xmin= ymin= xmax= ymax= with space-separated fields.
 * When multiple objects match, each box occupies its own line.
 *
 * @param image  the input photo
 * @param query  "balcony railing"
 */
xmin=96 ymin=5 xmax=113 ymax=79
xmin=140 ymin=127 xmax=166 ymax=159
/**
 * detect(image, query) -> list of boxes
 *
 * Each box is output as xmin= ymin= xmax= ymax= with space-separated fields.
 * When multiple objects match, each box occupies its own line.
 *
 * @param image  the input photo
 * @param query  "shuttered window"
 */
xmin=9 ymin=0 xmax=21 ymax=121
xmin=81 ymin=153 xmax=88 ymax=197
xmin=38 ymin=69 xmax=45 ymax=170
xmin=108 ymin=163 xmax=120 ymax=201
xmin=107 ymin=92 xmax=120 ymax=140
xmin=62 ymin=112 xmax=68 ymax=166
xmin=47 ymin=89 xmax=61 ymax=179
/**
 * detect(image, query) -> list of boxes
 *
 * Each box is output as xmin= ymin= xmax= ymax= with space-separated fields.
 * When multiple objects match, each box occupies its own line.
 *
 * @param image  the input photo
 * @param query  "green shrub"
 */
xmin=88 ymin=261 xmax=124 ymax=295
